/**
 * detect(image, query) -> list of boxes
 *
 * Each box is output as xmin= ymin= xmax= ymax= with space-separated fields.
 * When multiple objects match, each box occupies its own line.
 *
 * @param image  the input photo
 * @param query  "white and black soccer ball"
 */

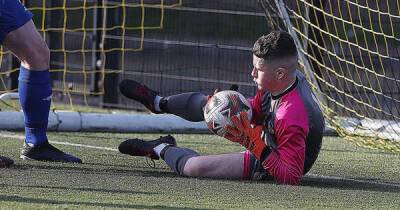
xmin=204 ymin=90 xmax=252 ymax=137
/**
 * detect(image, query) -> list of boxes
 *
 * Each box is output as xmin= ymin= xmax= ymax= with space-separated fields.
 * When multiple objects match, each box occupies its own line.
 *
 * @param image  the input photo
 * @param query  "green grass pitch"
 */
xmin=0 ymin=131 xmax=399 ymax=209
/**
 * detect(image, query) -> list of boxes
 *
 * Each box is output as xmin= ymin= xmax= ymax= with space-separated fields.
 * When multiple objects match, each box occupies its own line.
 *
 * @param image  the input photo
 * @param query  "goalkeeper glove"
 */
xmin=225 ymin=111 xmax=272 ymax=160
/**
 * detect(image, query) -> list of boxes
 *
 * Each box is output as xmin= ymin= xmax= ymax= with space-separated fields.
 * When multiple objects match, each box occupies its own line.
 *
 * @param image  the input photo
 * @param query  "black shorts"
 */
xmin=243 ymin=150 xmax=274 ymax=181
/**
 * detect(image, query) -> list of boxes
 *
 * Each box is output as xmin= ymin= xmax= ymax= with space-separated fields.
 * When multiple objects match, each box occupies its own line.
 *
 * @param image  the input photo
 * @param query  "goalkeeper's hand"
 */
xmin=225 ymin=111 xmax=268 ymax=160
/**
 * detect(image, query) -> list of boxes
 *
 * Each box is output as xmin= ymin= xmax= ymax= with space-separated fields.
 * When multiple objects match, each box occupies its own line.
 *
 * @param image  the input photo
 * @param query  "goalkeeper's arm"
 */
xmin=225 ymin=112 xmax=306 ymax=185
xmin=261 ymin=124 xmax=306 ymax=185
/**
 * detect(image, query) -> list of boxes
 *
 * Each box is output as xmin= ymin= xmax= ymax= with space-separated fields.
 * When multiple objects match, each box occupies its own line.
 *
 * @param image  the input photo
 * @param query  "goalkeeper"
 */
xmin=118 ymin=31 xmax=324 ymax=185
xmin=0 ymin=0 xmax=81 ymax=167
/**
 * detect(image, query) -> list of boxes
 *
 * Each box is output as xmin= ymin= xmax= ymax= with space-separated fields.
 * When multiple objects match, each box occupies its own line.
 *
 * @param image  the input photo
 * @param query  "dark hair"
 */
xmin=252 ymin=31 xmax=298 ymax=62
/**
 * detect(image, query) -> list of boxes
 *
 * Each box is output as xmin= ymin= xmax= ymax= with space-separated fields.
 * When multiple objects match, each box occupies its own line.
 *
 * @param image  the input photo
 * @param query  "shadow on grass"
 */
xmin=301 ymin=175 xmax=400 ymax=193
xmin=7 ymin=162 xmax=400 ymax=194
xmin=2 ymin=184 xmax=159 ymax=195
xmin=0 ymin=195 xmax=210 ymax=210
xmin=10 ymin=163 xmax=178 ymax=178
xmin=321 ymin=148 xmax=396 ymax=155
xmin=83 ymin=161 xmax=171 ymax=170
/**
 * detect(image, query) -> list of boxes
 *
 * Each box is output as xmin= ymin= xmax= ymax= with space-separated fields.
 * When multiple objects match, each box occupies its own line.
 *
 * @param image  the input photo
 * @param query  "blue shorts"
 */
xmin=0 ymin=0 xmax=33 ymax=44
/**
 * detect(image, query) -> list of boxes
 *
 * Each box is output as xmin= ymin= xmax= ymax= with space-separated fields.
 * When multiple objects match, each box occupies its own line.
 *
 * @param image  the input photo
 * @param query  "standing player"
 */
xmin=0 ymin=0 xmax=81 ymax=167
xmin=118 ymin=31 xmax=324 ymax=185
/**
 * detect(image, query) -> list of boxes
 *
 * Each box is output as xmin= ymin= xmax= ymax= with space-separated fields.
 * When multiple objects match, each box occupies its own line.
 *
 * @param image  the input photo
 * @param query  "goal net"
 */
xmin=1 ymin=0 xmax=262 ymax=112
xmin=0 ymin=0 xmax=182 ymax=109
xmin=259 ymin=0 xmax=400 ymax=152
xmin=1 ymin=0 xmax=399 ymax=152
xmin=0 ymin=0 xmax=263 ymax=132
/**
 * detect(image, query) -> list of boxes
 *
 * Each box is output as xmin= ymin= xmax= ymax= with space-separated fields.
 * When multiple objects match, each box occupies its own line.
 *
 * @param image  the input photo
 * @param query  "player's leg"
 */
xmin=168 ymin=150 xmax=244 ymax=179
xmin=119 ymin=80 xmax=207 ymax=122
xmin=160 ymin=92 xmax=206 ymax=122
xmin=118 ymin=135 xmax=177 ymax=160
xmin=1 ymin=1 xmax=80 ymax=163
xmin=164 ymin=148 xmax=271 ymax=180
xmin=3 ymin=21 xmax=49 ymax=70
xmin=119 ymin=135 xmax=269 ymax=180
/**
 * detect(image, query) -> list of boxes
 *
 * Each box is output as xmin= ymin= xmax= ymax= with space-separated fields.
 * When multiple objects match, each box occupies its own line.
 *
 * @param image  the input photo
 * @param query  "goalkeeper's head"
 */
xmin=251 ymin=31 xmax=298 ymax=94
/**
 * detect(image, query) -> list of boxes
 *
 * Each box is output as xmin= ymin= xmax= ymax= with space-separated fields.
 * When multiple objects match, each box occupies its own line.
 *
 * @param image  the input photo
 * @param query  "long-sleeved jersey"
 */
xmin=248 ymin=71 xmax=325 ymax=185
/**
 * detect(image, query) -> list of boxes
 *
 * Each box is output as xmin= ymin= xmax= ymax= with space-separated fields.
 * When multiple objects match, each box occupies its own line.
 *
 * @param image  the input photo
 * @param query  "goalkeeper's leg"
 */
xmin=119 ymin=79 xmax=207 ymax=122
xmin=167 ymin=149 xmax=272 ymax=180
xmin=160 ymin=93 xmax=207 ymax=122
xmin=119 ymin=136 xmax=270 ymax=180
xmin=164 ymin=148 xmax=245 ymax=179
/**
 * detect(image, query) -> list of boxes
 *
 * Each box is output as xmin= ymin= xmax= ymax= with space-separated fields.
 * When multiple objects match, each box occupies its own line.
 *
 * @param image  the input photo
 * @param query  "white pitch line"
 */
xmin=48 ymin=141 xmax=118 ymax=151
xmin=0 ymin=132 xmax=25 ymax=140
xmin=0 ymin=131 xmax=118 ymax=152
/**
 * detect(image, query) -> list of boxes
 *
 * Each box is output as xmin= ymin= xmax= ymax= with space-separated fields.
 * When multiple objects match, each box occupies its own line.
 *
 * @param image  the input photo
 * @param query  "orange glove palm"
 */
xmin=225 ymin=111 xmax=267 ymax=160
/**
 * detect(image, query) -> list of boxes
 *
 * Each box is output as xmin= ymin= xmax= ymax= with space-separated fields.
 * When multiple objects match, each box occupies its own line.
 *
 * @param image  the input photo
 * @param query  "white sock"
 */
xmin=154 ymin=96 xmax=162 ymax=112
xmin=153 ymin=143 xmax=168 ymax=158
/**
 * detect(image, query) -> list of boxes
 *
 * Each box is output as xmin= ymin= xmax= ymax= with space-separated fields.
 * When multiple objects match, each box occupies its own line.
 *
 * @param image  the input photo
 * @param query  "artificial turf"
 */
xmin=0 ymin=131 xmax=399 ymax=209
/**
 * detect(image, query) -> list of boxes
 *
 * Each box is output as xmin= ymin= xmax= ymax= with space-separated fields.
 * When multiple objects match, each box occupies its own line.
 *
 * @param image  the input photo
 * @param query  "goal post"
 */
xmin=259 ymin=0 xmax=400 ymax=152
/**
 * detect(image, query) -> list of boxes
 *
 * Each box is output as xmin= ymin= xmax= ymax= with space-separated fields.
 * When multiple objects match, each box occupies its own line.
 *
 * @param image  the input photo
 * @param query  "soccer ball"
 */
xmin=204 ymin=90 xmax=252 ymax=137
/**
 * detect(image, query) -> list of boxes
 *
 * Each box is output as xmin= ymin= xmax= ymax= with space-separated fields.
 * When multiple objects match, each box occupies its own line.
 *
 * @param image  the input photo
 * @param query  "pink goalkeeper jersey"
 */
xmin=249 ymin=71 xmax=324 ymax=185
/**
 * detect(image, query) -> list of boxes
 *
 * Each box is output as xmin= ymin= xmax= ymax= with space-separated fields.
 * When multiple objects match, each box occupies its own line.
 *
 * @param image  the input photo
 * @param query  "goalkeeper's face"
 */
xmin=251 ymin=55 xmax=278 ymax=92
